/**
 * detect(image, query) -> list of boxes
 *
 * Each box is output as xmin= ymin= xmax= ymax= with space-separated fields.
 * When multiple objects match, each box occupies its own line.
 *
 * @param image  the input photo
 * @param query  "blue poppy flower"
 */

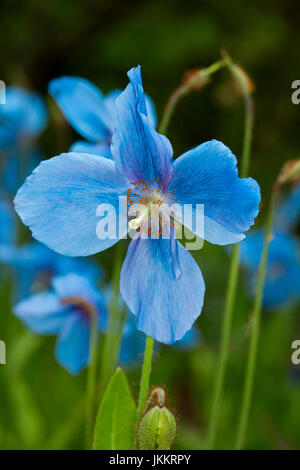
xmin=0 ymin=240 xmax=102 ymax=299
xmin=14 ymin=273 xmax=107 ymax=374
xmin=240 ymin=230 xmax=300 ymax=308
xmin=48 ymin=76 xmax=157 ymax=158
xmin=0 ymin=87 xmax=47 ymax=194
xmin=15 ymin=66 xmax=260 ymax=344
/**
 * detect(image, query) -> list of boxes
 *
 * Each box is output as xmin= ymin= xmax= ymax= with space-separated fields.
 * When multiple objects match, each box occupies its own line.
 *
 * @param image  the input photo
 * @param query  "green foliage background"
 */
xmin=0 ymin=0 xmax=299 ymax=449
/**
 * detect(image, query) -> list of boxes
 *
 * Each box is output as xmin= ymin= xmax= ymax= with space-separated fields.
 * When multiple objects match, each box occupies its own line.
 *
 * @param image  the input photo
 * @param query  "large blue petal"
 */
xmin=49 ymin=76 xmax=112 ymax=142
xmin=14 ymin=292 xmax=69 ymax=333
xmin=120 ymin=235 xmax=205 ymax=344
xmin=55 ymin=313 xmax=90 ymax=374
xmin=14 ymin=153 xmax=130 ymax=256
xmin=104 ymin=88 xmax=157 ymax=129
xmin=0 ymin=87 xmax=47 ymax=146
xmin=111 ymin=66 xmax=173 ymax=186
xmin=168 ymin=140 xmax=260 ymax=245
xmin=52 ymin=273 xmax=108 ymax=331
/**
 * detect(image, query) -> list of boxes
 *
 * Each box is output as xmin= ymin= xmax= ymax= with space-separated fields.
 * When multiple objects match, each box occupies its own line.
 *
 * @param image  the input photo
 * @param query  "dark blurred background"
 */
xmin=0 ymin=0 xmax=300 ymax=450
xmin=1 ymin=0 xmax=299 ymax=192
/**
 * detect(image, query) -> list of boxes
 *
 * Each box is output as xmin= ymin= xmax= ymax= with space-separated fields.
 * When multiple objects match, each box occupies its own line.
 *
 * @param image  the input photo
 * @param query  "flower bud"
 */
xmin=277 ymin=159 xmax=300 ymax=186
xmin=229 ymin=63 xmax=254 ymax=96
xmin=137 ymin=405 xmax=176 ymax=450
xmin=182 ymin=68 xmax=211 ymax=91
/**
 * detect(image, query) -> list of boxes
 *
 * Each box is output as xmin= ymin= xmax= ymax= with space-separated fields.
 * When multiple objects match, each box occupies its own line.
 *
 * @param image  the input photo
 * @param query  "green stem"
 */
xmin=98 ymin=242 xmax=124 ymax=399
xmin=85 ymin=310 xmax=98 ymax=448
xmin=206 ymin=61 xmax=254 ymax=449
xmin=235 ymin=189 xmax=278 ymax=449
xmin=206 ymin=244 xmax=240 ymax=448
xmin=158 ymin=56 xmax=230 ymax=135
xmin=136 ymin=335 xmax=154 ymax=423
xmin=240 ymin=96 xmax=253 ymax=177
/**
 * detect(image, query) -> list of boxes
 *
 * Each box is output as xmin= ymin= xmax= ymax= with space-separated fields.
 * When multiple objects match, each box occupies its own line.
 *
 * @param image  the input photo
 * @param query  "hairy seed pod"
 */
xmin=137 ymin=406 xmax=176 ymax=450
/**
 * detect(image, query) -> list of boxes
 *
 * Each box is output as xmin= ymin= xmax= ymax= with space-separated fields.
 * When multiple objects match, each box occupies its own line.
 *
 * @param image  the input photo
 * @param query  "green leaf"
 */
xmin=92 ymin=368 xmax=136 ymax=450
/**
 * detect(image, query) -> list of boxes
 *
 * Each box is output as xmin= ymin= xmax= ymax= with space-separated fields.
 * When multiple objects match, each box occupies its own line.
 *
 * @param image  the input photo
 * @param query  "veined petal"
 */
xmin=14 ymin=153 xmax=130 ymax=256
xmin=70 ymin=140 xmax=112 ymax=159
xmin=111 ymin=66 xmax=173 ymax=186
xmin=169 ymin=140 xmax=261 ymax=245
xmin=14 ymin=292 xmax=69 ymax=334
xmin=55 ymin=314 xmax=90 ymax=374
xmin=49 ymin=76 xmax=112 ymax=141
xmin=120 ymin=235 xmax=205 ymax=344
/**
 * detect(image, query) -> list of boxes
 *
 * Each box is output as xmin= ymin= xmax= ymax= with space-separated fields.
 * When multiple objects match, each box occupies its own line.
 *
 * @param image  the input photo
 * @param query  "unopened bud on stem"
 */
xmin=137 ymin=405 xmax=177 ymax=450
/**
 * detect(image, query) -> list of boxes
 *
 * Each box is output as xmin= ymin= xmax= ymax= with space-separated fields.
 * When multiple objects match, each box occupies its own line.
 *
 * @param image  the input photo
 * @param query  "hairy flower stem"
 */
xmin=235 ymin=188 xmax=278 ymax=449
xmin=98 ymin=242 xmax=124 ymax=401
xmin=85 ymin=310 xmax=99 ymax=448
xmin=158 ymin=56 xmax=230 ymax=135
xmin=136 ymin=335 xmax=154 ymax=424
xmin=207 ymin=60 xmax=254 ymax=449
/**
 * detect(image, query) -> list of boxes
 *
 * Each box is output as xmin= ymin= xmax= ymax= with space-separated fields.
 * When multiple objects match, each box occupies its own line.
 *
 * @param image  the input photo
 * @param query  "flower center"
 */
xmin=126 ymin=178 xmax=179 ymax=238
xmin=61 ymin=296 xmax=95 ymax=320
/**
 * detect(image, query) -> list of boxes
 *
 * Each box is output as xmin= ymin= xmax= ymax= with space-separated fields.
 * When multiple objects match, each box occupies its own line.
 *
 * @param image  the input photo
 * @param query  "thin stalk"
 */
xmin=235 ymin=189 xmax=278 ymax=449
xmin=98 ymin=242 xmax=124 ymax=399
xmin=158 ymin=56 xmax=230 ymax=135
xmin=85 ymin=310 xmax=99 ymax=448
xmin=136 ymin=335 xmax=154 ymax=424
xmin=206 ymin=244 xmax=240 ymax=448
xmin=206 ymin=61 xmax=254 ymax=449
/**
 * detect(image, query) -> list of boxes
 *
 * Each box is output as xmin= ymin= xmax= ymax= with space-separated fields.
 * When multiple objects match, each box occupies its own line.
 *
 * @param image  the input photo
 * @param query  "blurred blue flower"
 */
xmin=49 ymin=76 xmax=157 ymax=158
xmin=0 ymin=195 xmax=15 ymax=245
xmin=275 ymin=184 xmax=300 ymax=233
xmin=0 ymin=240 xmax=102 ymax=299
xmin=14 ymin=273 xmax=107 ymax=374
xmin=0 ymin=87 xmax=47 ymax=194
xmin=15 ymin=66 xmax=260 ymax=344
xmin=240 ymin=230 xmax=300 ymax=308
